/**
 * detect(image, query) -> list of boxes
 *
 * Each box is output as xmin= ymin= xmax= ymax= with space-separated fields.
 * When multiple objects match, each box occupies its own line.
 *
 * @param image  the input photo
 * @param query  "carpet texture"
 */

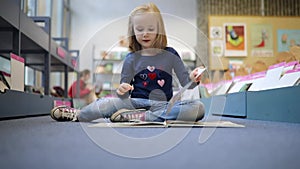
xmin=0 ymin=116 xmax=299 ymax=169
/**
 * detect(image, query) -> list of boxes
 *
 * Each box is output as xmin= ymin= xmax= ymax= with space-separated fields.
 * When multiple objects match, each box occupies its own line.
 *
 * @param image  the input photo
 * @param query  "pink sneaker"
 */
xmin=50 ymin=106 xmax=78 ymax=122
xmin=110 ymin=109 xmax=146 ymax=122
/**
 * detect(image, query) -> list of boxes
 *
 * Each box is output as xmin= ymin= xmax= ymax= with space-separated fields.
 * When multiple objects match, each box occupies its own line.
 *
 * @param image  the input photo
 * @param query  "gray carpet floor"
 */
xmin=0 ymin=116 xmax=300 ymax=169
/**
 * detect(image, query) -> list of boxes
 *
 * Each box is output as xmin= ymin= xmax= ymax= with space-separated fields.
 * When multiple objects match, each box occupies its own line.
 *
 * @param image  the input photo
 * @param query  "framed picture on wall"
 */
xmin=211 ymin=40 xmax=224 ymax=57
xmin=224 ymin=23 xmax=247 ymax=57
xmin=210 ymin=26 xmax=222 ymax=39
xmin=250 ymin=24 xmax=273 ymax=57
xmin=277 ymin=29 xmax=300 ymax=52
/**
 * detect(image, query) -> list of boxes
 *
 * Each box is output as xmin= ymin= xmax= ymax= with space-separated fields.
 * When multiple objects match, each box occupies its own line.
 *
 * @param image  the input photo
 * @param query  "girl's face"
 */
xmin=132 ymin=14 xmax=158 ymax=49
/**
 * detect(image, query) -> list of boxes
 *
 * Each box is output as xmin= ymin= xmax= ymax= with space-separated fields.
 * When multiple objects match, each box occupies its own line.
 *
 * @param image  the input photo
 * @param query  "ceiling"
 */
xmin=70 ymin=0 xmax=197 ymax=20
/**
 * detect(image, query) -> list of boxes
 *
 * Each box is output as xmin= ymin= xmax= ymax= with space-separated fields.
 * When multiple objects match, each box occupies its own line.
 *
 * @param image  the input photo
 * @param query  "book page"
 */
xmin=228 ymin=71 xmax=266 ymax=93
xmin=214 ymin=80 xmax=233 ymax=95
xmin=283 ymin=61 xmax=298 ymax=72
xmin=275 ymin=69 xmax=300 ymax=89
xmin=248 ymin=62 xmax=285 ymax=91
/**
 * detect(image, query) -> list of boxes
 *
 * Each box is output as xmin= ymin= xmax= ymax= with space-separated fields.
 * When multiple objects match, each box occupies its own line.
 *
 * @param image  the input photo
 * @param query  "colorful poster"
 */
xmin=277 ymin=30 xmax=300 ymax=52
xmin=224 ymin=23 xmax=247 ymax=56
xmin=250 ymin=24 xmax=273 ymax=57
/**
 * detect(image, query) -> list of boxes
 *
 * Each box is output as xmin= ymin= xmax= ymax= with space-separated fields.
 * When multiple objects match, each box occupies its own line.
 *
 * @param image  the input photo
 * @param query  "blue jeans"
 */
xmin=78 ymin=97 xmax=205 ymax=122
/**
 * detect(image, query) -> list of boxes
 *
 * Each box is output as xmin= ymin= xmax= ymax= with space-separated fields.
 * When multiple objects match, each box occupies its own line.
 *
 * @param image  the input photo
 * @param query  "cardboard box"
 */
xmin=201 ymin=92 xmax=246 ymax=117
xmin=201 ymin=85 xmax=300 ymax=123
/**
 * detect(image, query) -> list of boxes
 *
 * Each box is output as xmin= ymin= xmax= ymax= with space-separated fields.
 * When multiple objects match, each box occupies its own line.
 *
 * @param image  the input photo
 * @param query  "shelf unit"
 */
xmin=92 ymin=47 xmax=127 ymax=96
xmin=93 ymin=59 xmax=123 ymax=94
xmin=0 ymin=0 xmax=79 ymax=119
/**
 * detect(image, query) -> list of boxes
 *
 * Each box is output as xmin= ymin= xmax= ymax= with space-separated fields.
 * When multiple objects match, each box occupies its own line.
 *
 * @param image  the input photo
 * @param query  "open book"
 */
xmin=89 ymin=120 xmax=245 ymax=128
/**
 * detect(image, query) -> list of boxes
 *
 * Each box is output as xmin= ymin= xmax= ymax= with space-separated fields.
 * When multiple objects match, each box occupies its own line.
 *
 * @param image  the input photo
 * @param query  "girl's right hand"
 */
xmin=116 ymin=83 xmax=134 ymax=95
xmin=189 ymin=66 xmax=205 ymax=83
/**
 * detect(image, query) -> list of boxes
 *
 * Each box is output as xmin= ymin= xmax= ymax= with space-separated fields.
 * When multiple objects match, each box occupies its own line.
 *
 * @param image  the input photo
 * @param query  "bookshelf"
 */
xmin=92 ymin=47 xmax=127 ymax=97
xmin=0 ymin=0 xmax=79 ymax=118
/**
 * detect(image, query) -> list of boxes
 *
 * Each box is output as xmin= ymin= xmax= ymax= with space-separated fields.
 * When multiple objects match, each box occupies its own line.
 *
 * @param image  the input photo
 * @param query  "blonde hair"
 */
xmin=127 ymin=3 xmax=167 ymax=52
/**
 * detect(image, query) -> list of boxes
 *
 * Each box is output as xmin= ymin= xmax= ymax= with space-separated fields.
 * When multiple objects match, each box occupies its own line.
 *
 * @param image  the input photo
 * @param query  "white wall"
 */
xmin=69 ymin=0 xmax=197 ymax=70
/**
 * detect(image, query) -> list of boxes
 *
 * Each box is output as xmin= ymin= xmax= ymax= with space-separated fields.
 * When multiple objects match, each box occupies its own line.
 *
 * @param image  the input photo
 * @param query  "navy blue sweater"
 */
xmin=119 ymin=47 xmax=197 ymax=101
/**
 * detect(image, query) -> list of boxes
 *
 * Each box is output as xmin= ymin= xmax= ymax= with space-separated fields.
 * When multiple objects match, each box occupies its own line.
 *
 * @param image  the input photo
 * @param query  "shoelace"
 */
xmin=124 ymin=112 xmax=145 ymax=121
xmin=61 ymin=107 xmax=76 ymax=120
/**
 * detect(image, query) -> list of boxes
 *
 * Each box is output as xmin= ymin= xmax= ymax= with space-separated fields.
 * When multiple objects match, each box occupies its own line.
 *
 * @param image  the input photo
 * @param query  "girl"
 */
xmin=51 ymin=2 xmax=205 ymax=122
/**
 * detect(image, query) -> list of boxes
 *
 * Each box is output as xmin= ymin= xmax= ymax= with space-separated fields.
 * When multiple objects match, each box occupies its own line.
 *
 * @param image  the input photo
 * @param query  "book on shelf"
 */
xmin=10 ymin=53 xmax=24 ymax=92
xmin=248 ymin=62 xmax=285 ymax=91
xmin=95 ymin=63 xmax=113 ymax=74
xmin=275 ymin=68 xmax=300 ymax=89
xmin=228 ymin=71 xmax=266 ymax=93
xmin=0 ymin=71 xmax=10 ymax=92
